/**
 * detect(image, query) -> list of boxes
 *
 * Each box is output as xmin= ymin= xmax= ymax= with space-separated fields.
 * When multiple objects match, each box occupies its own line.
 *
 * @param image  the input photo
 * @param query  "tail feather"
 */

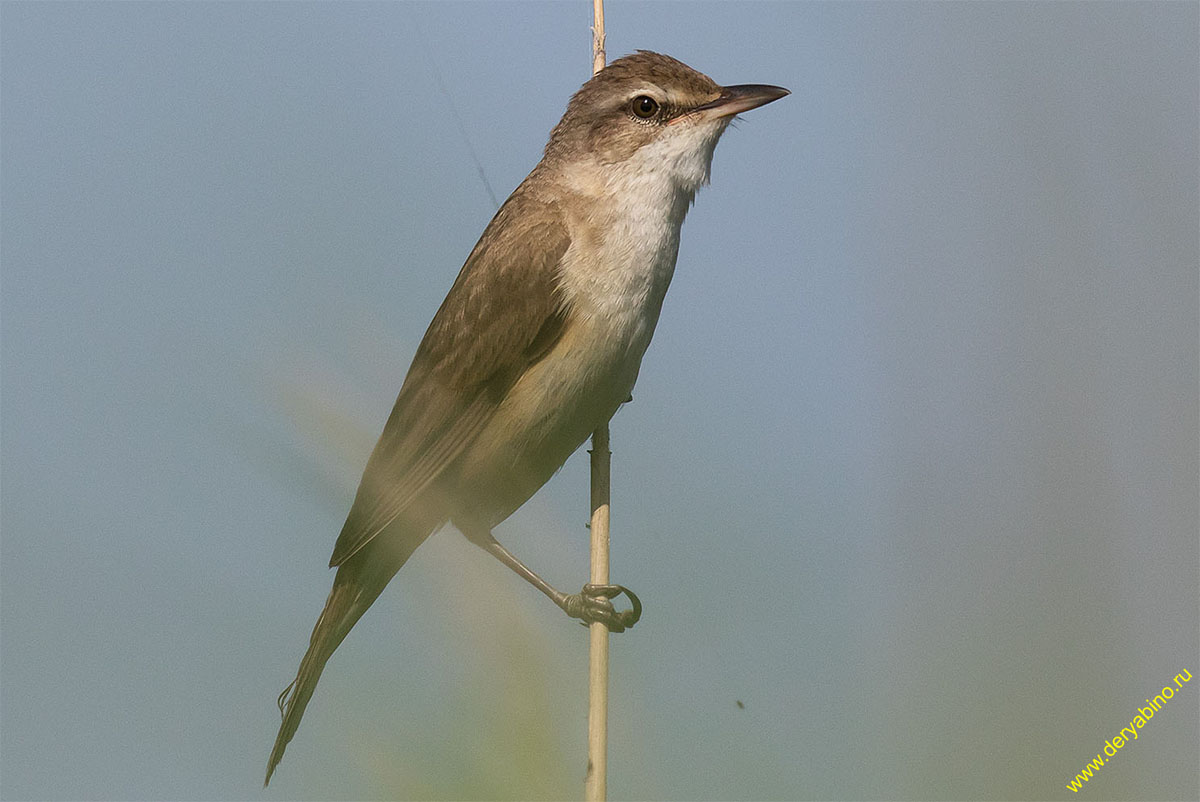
xmin=264 ymin=529 xmax=426 ymax=786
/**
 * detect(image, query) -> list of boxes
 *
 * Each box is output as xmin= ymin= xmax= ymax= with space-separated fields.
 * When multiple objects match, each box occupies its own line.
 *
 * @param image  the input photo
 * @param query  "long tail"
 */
xmin=264 ymin=531 xmax=425 ymax=786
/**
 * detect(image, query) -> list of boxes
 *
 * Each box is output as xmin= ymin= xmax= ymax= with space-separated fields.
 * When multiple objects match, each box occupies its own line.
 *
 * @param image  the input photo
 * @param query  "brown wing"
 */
xmin=328 ymin=192 xmax=571 ymax=567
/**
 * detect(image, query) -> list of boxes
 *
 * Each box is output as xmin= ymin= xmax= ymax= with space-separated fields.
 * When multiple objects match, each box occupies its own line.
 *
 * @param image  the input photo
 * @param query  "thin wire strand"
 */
xmin=405 ymin=6 xmax=500 ymax=210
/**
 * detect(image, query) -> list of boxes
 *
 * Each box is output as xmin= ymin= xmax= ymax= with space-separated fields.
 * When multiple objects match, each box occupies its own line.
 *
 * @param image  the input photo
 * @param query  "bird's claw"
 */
xmin=562 ymin=583 xmax=642 ymax=632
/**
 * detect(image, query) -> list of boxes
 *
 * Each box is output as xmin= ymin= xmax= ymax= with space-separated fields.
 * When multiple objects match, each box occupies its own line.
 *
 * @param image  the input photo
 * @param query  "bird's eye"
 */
xmin=630 ymin=95 xmax=660 ymax=119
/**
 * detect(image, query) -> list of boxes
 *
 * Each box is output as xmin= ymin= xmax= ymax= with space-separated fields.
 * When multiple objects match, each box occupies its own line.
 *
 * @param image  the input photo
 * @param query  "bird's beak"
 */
xmin=674 ymin=83 xmax=790 ymax=124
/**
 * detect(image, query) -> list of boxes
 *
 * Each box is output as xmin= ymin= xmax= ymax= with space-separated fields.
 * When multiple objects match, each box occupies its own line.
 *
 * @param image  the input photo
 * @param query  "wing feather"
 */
xmin=329 ymin=192 xmax=571 ymax=566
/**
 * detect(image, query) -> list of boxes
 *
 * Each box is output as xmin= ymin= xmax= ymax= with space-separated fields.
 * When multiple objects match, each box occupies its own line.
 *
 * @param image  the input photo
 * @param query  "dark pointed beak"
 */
xmin=688 ymin=83 xmax=790 ymax=122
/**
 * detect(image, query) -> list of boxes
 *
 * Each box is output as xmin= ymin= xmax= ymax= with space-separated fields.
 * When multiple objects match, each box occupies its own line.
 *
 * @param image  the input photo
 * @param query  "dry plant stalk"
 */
xmin=585 ymin=12 xmax=610 ymax=802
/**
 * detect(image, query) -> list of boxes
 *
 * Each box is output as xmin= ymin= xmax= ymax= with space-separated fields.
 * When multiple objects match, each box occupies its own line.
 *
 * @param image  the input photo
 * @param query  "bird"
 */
xmin=266 ymin=50 xmax=787 ymax=785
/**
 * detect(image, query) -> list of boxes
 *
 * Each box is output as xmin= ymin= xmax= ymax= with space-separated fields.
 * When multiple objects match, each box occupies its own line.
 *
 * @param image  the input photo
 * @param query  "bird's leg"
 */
xmin=469 ymin=530 xmax=641 ymax=632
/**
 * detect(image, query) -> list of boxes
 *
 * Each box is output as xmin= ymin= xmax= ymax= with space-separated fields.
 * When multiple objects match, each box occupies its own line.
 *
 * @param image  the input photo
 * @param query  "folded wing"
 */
xmin=328 ymin=192 xmax=571 ymax=567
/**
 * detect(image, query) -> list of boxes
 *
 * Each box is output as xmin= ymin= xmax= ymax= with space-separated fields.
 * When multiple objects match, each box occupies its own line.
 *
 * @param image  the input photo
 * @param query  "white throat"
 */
xmin=551 ymin=116 xmax=732 ymax=385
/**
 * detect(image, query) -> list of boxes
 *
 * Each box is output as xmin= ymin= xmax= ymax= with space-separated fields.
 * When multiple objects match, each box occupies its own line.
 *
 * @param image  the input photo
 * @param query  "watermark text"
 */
xmin=1065 ymin=668 xmax=1192 ymax=792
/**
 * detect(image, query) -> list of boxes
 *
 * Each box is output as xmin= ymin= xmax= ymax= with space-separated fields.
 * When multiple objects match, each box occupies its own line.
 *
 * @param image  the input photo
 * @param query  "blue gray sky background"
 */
xmin=2 ymin=2 xmax=1197 ymax=800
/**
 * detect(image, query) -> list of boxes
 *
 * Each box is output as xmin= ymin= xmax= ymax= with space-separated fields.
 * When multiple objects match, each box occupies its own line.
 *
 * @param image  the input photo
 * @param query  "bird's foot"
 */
xmin=562 ymin=583 xmax=642 ymax=632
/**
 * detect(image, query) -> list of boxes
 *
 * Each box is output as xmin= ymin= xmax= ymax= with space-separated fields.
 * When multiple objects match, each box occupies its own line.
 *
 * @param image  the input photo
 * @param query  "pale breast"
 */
xmin=451 ymin=164 xmax=698 ymax=524
xmin=450 ymin=214 xmax=683 ymax=525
